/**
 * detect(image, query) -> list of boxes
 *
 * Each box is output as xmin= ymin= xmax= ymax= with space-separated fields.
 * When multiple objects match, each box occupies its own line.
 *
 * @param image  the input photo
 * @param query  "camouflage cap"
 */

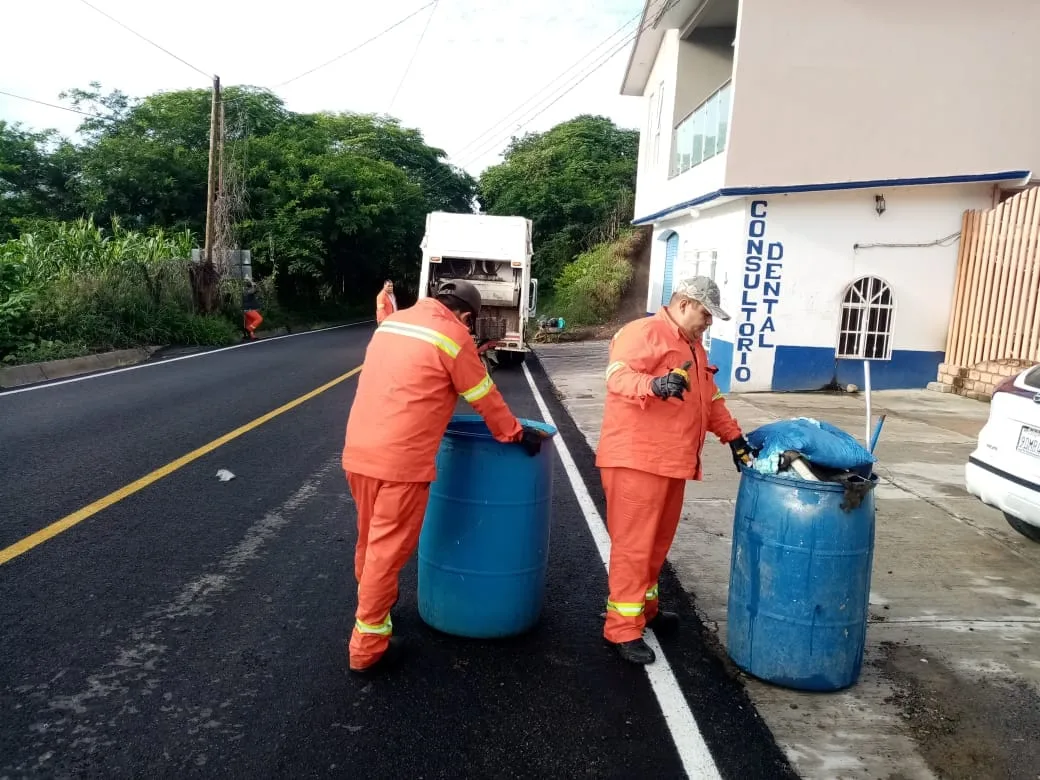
xmin=673 ymin=276 xmax=730 ymax=321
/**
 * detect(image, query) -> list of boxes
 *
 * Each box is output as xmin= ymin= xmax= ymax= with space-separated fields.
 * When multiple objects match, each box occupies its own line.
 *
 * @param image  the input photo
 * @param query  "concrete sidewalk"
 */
xmin=536 ymin=341 xmax=1040 ymax=780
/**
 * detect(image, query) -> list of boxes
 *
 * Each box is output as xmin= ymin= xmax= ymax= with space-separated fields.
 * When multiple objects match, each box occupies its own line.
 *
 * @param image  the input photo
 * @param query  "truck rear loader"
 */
xmin=418 ymin=211 xmax=538 ymax=368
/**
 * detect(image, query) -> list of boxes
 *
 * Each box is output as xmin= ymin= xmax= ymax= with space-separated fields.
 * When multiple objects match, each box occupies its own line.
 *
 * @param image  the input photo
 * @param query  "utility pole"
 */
xmin=203 ymin=75 xmax=221 ymax=266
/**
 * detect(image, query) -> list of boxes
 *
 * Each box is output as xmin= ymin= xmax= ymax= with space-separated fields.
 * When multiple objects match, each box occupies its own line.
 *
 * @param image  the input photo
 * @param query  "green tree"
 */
xmin=0 ymin=122 xmax=80 ymax=238
xmin=478 ymin=115 xmax=638 ymax=286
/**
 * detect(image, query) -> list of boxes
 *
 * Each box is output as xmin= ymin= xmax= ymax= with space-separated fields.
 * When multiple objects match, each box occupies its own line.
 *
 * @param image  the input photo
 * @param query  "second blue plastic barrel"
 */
xmin=726 ymin=467 xmax=877 ymax=692
xmin=417 ymin=415 xmax=557 ymax=639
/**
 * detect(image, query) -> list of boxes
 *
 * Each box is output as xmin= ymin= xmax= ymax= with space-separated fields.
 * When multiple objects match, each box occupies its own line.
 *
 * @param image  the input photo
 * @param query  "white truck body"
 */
xmin=418 ymin=211 xmax=538 ymax=357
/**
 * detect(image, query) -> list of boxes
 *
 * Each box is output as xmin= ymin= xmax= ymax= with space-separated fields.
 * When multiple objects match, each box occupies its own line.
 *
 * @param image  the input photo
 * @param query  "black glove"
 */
xmin=519 ymin=426 xmax=547 ymax=457
xmin=650 ymin=361 xmax=692 ymax=400
xmin=729 ymin=435 xmax=755 ymax=472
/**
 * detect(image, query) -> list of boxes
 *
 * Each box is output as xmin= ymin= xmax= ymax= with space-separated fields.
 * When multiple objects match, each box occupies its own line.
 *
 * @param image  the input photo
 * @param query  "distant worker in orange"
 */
xmin=342 ymin=279 xmax=546 ymax=674
xmin=375 ymin=279 xmax=397 ymax=324
xmin=242 ymin=278 xmax=263 ymax=341
xmin=596 ymin=276 xmax=755 ymax=665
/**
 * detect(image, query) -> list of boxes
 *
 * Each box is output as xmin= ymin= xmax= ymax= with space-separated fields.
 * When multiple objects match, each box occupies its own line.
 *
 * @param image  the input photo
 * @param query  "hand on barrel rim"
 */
xmin=519 ymin=426 xmax=549 ymax=457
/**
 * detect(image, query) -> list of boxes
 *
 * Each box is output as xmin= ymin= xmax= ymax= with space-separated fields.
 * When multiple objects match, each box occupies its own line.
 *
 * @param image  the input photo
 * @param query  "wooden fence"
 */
xmin=944 ymin=186 xmax=1040 ymax=368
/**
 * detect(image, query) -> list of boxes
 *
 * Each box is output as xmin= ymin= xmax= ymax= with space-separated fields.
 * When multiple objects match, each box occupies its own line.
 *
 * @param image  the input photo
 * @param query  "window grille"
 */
xmin=837 ymin=276 xmax=894 ymax=360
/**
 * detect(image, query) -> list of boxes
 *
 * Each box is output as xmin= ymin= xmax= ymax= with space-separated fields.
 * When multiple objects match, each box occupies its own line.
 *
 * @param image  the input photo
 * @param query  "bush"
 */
xmin=0 ymin=218 xmax=240 ymax=364
xmin=553 ymin=230 xmax=638 ymax=326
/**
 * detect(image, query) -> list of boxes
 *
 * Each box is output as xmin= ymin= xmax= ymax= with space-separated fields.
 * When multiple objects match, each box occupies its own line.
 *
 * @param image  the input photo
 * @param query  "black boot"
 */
xmin=612 ymin=638 xmax=656 ymax=665
xmin=349 ymin=637 xmax=406 ymax=676
xmin=647 ymin=610 xmax=680 ymax=638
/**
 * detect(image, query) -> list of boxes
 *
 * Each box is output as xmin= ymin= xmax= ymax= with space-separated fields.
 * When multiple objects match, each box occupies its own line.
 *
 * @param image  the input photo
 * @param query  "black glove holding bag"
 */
xmin=729 ymin=435 xmax=756 ymax=472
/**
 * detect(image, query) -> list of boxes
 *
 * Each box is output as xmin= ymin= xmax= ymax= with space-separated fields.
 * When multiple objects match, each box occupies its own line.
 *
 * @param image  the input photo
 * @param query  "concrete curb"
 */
xmin=0 ymin=347 xmax=160 ymax=390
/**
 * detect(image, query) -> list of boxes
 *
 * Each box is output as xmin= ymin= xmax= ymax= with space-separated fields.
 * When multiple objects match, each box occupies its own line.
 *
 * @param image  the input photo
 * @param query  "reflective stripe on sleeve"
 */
xmin=605 ymin=361 xmax=626 ymax=380
xmin=461 ymin=373 xmax=494 ymax=403
xmin=378 ymin=321 xmax=461 ymax=358
xmin=355 ymin=614 xmax=393 ymax=636
xmin=712 ymin=390 xmax=724 ymax=401
xmin=645 ymin=584 xmax=659 ymax=601
xmin=606 ymin=599 xmax=644 ymax=618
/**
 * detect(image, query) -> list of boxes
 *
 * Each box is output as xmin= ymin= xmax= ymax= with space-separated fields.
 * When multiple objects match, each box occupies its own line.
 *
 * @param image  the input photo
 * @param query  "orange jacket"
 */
xmin=375 ymin=290 xmax=397 ymax=323
xmin=595 ymin=308 xmax=742 ymax=481
xmin=343 ymin=298 xmax=523 ymax=483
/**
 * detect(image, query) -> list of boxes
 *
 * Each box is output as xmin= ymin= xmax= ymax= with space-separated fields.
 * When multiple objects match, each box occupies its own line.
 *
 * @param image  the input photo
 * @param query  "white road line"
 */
xmin=522 ymin=363 xmax=723 ymax=780
xmin=0 ymin=321 xmax=373 ymax=397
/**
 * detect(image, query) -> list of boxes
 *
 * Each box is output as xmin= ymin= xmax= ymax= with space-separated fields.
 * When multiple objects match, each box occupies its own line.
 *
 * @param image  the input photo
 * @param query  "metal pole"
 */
xmin=203 ymin=75 xmax=221 ymax=264
xmin=863 ymin=360 xmax=872 ymax=445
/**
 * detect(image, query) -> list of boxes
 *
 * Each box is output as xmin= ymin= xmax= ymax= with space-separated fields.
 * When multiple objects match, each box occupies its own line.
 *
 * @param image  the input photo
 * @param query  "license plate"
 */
xmin=1016 ymin=425 xmax=1040 ymax=458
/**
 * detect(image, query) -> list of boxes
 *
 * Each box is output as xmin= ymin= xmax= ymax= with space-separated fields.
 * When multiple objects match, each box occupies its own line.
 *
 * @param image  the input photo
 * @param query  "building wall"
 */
xmin=633 ymin=30 xmax=681 ymax=221
xmin=673 ymin=30 xmax=734 ymax=128
xmin=633 ymin=31 xmax=734 ymax=223
xmin=726 ymin=0 xmax=1040 ymax=187
xmin=647 ymin=184 xmax=995 ymax=392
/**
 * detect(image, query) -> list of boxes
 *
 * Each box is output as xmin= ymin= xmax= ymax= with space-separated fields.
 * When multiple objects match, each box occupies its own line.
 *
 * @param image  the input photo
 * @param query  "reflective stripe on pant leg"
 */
xmin=606 ymin=600 xmax=645 ymax=618
xmin=355 ymin=614 xmax=393 ymax=636
xmin=643 ymin=582 xmax=660 ymax=622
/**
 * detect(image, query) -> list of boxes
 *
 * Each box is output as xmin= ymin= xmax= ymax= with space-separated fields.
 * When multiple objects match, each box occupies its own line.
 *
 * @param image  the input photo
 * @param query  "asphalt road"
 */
xmin=0 ymin=325 xmax=795 ymax=779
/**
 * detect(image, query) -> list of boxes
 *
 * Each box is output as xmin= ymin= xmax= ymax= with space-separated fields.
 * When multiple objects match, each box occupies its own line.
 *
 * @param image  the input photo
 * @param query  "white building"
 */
xmin=623 ymin=0 xmax=1040 ymax=392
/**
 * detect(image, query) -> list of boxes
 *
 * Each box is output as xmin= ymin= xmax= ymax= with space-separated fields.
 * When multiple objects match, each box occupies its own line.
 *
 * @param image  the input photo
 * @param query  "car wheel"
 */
xmin=1004 ymin=513 xmax=1040 ymax=542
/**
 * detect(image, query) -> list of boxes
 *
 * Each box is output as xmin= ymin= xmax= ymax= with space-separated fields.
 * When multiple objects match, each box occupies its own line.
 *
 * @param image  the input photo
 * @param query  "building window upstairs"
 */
xmin=671 ymin=81 xmax=731 ymax=178
xmin=837 ymin=276 xmax=895 ymax=360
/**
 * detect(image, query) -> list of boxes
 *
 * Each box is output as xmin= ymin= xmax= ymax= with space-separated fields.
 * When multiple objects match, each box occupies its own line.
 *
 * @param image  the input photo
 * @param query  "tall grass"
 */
xmin=553 ymin=229 xmax=641 ymax=326
xmin=0 ymin=218 xmax=239 ymax=364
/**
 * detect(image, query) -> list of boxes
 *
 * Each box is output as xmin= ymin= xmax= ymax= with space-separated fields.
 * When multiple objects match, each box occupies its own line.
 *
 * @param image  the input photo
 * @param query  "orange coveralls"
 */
xmin=375 ymin=289 xmax=397 ymax=324
xmin=595 ymin=307 xmax=742 ymax=644
xmin=342 ymin=298 xmax=523 ymax=669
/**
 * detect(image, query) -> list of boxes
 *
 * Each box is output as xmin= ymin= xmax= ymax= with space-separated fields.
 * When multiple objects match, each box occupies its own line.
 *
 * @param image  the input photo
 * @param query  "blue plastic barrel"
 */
xmin=726 ymin=467 xmax=877 ymax=691
xmin=417 ymin=415 xmax=557 ymax=639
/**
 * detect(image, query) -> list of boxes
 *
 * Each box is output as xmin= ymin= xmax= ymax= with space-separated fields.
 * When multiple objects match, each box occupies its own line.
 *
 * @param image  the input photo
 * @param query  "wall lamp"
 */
xmin=874 ymin=194 xmax=886 ymax=216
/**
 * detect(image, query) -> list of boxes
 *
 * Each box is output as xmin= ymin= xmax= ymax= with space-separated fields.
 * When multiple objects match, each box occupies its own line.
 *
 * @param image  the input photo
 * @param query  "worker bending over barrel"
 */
xmin=342 ymin=279 xmax=545 ymax=674
xmin=596 ymin=276 xmax=755 ymax=665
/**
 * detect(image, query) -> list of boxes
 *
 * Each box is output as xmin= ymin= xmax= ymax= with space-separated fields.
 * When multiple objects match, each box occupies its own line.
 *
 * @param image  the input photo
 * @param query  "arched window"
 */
xmin=837 ymin=276 xmax=894 ymax=360
xmin=661 ymin=232 xmax=679 ymax=306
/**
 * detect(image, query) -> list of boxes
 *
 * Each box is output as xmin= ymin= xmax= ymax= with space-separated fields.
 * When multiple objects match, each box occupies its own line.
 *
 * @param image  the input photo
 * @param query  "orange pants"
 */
xmin=601 ymin=466 xmax=687 ymax=644
xmin=244 ymin=309 xmax=263 ymax=335
xmin=345 ymin=472 xmax=431 ymax=670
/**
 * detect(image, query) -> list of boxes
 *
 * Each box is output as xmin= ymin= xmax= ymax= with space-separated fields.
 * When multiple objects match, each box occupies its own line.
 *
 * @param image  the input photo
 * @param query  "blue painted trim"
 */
xmin=631 ymin=169 xmax=1032 ymax=226
xmin=770 ymin=345 xmax=945 ymax=392
xmin=708 ymin=338 xmax=734 ymax=394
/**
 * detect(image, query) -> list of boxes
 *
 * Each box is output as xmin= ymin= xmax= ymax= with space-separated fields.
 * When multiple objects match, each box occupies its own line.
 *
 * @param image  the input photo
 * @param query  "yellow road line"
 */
xmin=0 ymin=366 xmax=362 ymax=567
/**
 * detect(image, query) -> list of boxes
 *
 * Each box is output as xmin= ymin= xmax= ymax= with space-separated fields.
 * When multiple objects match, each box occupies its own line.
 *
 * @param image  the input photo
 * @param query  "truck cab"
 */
xmin=418 ymin=211 xmax=538 ymax=367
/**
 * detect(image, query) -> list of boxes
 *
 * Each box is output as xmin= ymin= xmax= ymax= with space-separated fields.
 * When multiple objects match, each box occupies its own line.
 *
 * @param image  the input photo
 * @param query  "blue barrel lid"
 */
xmin=445 ymin=414 xmax=557 ymax=439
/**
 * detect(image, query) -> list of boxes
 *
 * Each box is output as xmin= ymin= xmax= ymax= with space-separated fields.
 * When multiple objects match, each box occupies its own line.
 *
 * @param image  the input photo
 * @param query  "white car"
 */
xmin=966 ymin=364 xmax=1040 ymax=542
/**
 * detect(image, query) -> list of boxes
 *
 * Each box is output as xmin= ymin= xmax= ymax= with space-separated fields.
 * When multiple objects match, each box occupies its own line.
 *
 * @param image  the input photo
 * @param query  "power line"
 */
xmin=415 ymin=4 xmax=669 ymax=196
xmin=75 ymin=0 xmax=212 ymax=80
xmin=447 ymin=10 xmax=641 ymax=166
xmin=0 ymin=89 xmax=117 ymax=123
xmin=387 ymin=0 xmax=439 ymax=114
xmin=275 ymin=2 xmax=437 ymax=89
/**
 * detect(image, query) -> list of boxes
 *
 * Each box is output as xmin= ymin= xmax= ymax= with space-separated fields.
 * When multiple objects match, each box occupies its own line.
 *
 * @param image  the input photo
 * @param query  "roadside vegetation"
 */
xmin=1 ymin=86 xmax=640 ymax=364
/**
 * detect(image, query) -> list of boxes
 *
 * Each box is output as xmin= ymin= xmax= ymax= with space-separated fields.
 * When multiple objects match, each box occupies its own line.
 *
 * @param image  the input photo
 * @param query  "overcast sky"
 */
xmin=0 ymin=0 xmax=645 ymax=175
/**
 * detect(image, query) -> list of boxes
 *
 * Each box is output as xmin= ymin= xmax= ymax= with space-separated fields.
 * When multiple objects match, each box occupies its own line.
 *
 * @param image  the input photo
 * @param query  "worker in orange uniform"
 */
xmin=342 ymin=279 xmax=546 ymax=674
xmin=596 ymin=276 xmax=755 ymax=665
xmin=242 ymin=278 xmax=263 ymax=340
xmin=375 ymin=279 xmax=397 ymax=324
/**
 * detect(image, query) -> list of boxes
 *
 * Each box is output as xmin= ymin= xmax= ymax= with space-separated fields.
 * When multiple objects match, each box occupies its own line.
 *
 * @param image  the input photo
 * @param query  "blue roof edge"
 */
xmin=631 ymin=170 xmax=1033 ymax=226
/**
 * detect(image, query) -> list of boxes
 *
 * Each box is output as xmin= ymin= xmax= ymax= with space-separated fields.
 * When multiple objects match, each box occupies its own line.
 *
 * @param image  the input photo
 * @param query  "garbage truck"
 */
xmin=418 ymin=211 xmax=538 ymax=368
